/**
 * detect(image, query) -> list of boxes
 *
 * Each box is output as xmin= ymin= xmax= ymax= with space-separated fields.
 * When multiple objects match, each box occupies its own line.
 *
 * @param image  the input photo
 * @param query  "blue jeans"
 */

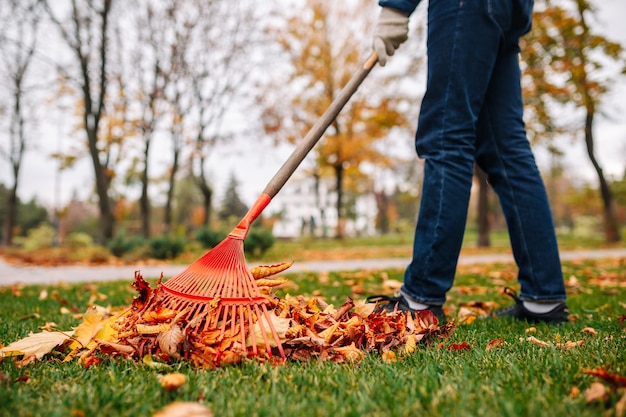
xmin=402 ymin=0 xmax=567 ymax=304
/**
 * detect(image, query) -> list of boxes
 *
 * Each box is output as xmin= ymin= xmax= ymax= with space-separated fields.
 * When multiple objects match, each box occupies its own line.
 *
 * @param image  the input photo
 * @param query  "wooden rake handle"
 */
xmin=263 ymin=51 xmax=378 ymax=198
xmin=230 ymin=52 xmax=378 ymax=238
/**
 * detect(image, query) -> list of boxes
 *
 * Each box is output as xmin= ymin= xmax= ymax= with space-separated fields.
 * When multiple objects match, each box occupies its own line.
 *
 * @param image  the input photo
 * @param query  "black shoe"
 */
xmin=367 ymin=292 xmax=445 ymax=322
xmin=494 ymin=287 xmax=569 ymax=324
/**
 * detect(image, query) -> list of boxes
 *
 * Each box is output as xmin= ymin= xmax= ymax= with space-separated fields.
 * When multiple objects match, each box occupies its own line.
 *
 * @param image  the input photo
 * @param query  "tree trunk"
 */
xmin=334 ymin=164 xmax=344 ymax=239
xmin=374 ymin=190 xmax=390 ymax=235
xmin=139 ymin=139 xmax=151 ymax=238
xmin=475 ymin=164 xmax=491 ymax=247
xmin=164 ymin=148 xmax=179 ymax=234
xmin=583 ymin=110 xmax=621 ymax=242
xmin=3 ymin=184 xmax=18 ymax=246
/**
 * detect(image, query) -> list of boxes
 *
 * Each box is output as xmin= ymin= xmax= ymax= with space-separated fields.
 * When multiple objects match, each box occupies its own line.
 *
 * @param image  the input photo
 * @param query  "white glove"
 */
xmin=373 ymin=7 xmax=410 ymax=66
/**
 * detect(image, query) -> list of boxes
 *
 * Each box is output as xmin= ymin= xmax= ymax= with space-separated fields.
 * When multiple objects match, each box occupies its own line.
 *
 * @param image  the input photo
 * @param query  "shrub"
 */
xmin=149 ymin=235 xmax=185 ymax=260
xmin=195 ymin=227 xmax=225 ymax=248
xmin=107 ymin=234 xmax=146 ymax=258
xmin=244 ymin=228 xmax=275 ymax=258
xmin=64 ymin=232 xmax=94 ymax=249
xmin=15 ymin=224 xmax=56 ymax=251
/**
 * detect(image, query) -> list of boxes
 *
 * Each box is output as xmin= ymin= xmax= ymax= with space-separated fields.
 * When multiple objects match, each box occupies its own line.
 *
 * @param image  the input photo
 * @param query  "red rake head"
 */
xmin=153 ymin=193 xmax=285 ymax=362
xmin=158 ymin=236 xmax=285 ymax=361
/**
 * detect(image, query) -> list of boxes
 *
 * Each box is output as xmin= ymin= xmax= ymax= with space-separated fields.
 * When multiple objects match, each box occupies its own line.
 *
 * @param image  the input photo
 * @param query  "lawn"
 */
xmin=0 ymin=257 xmax=625 ymax=417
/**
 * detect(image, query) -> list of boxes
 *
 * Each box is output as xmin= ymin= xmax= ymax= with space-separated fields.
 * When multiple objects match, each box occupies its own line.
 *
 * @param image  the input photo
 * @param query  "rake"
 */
xmin=154 ymin=52 xmax=378 ymax=362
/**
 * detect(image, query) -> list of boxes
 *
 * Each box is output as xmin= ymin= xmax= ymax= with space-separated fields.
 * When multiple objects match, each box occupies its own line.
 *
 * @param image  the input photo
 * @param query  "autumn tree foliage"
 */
xmin=521 ymin=0 xmax=625 ymax=242
xmin=263 ymin=0 xmax=421 ymax=238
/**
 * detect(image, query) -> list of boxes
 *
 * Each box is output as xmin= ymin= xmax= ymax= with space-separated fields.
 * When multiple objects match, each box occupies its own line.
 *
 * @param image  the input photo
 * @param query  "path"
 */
xmin=0 ymin=247 xmax=624 ymax=286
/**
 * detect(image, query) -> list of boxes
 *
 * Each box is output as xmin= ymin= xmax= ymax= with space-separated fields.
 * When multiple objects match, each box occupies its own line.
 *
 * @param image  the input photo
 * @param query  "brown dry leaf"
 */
xmin=247 ymin=313 xmax=292 ymax=348
xmin=523 ymin=336 xmax=551 ymax=347
xmin=581 ymin=327 xmax=597 ymax=336
xmin=156 ymin=325 xmax=184 ymax=356
xmin=0 ymin=330 xmax=74 ymax=361
xmin=584 ymin=382 xmax=608 ymax=403
xmin=557 ymin=340 xmax=584 ymax=349
xmin=159 ymin=372 xmax=187 ymax=392
xmin=154 ymin=402 xmax=213 ymax=417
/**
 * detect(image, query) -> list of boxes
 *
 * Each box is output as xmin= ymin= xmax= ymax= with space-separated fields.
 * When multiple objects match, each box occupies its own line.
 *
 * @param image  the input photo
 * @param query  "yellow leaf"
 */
xmin=250 ymin=261 xmax=294 ymax=280
xmin=159 ymin=372 xmax=187 ymax=392
xmin=0 ymin=330 xmax=74 ymax=360
xmin=331 ymin=342 xmax=364 ymax=362
xmin=68 ymin=306 xmax=106 ymax=350
xmin=382 ymin=350 xmax=397 ymax=363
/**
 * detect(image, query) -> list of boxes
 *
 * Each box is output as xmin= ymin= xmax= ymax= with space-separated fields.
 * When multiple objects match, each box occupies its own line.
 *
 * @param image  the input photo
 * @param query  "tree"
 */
xmin=521 ymin=0 xmax=625 ymax=242
xmin=218 ymin=173 xmax=249 ymax=222
xmin=0 ymin=0 xmax=43 ymax=246
xmin=124 ymin=2 xmax=171 ymax=239
xmin=186 ymin=0 xmax=266 ymax=228
xmin=44 ymin=0 xmax=118 ymax=242
xmin=264 ymin=0 xmax=421 ymax=238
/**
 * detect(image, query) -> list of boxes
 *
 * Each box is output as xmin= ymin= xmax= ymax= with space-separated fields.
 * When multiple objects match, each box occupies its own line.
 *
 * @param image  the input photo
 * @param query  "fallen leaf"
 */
xmin=382 ymin=350 xmax=397 ymax=363
xmin=0 ymin=330 xmax=74 ymax=361
xmin=142 ymin=355 xmax=172 ymax=371
xmin=486 ymin=338 xmax=505 ymax=351
xmin=331 ymin=343 xmax=365 ymax=362
xmin=153 ymin=402 xmax=213 ymax=417
xmin=159 ymin=372 xmax=187 ymax=392
xmin=523 ymin=336 xmax=551 ymax=347
xmin=448 ymin=342 xmax=471 ymax=351
xmin=581 ymin=327 xmax=597 ymax=336
xmin=525 ymin=327 xmax=537 ymax=334
xmin=557 ymin=340 xmax=584 ymax=349
xmin=569 ymin=386 xmax=580 ymax=399
xmin=583 ymin=368 xmax=626 ymax=387
xmin=157 ymin=325 xmax=184 ymax=356
xmin=616 ymin=391 xmax=626 ymax=417
xmin=584 ymin=382 xmax=608 ymax=403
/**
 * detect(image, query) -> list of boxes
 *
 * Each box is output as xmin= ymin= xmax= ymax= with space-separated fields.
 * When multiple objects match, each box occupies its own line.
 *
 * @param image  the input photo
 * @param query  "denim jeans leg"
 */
xmin=402 ymin=1 xmax=502 ymax=304
xmin=475 ymin=43 xmax=566 ymax=302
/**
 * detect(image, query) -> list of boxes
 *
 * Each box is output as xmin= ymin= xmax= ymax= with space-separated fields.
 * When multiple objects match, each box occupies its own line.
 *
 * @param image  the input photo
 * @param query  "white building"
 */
xmin=269 ymin=173 xmax=377 ymax=239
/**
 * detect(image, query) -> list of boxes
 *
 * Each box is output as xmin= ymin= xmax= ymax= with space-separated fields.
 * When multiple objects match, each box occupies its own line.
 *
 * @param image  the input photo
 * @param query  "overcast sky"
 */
xmin=3 ymin=0 xmax=626 ymax=211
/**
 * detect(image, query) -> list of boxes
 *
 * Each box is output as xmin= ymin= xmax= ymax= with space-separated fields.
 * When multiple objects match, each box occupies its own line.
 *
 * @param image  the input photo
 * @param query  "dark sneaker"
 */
xmin=367 ymin=291 xmax=445 ymax=322
xmin=494 ymin=287 xmax=569 ymax=324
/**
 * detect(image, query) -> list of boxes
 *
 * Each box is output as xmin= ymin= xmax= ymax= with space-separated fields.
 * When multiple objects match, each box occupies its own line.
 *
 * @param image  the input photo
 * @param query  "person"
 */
xmin=367 ymin=0 xmax=569 ymax=323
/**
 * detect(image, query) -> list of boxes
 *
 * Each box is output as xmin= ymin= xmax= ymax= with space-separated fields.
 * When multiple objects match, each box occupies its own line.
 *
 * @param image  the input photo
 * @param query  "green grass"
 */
xmin=1 ymin=259 xmax=625 ymax=417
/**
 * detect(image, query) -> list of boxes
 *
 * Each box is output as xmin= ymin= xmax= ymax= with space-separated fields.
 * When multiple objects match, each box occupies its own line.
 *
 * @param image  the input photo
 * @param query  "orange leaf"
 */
xmin=447 ymin=342 xmax=471 ymax=351
xmin=583 ymin=368 xmax=626 ymax=387
xmin=486 ymin=338 xmax=505 ymax=351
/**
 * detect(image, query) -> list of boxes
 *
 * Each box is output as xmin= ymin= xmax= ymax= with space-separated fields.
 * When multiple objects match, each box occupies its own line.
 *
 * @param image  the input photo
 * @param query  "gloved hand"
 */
xmin=373 ymin=7 xmax=410 ymax=66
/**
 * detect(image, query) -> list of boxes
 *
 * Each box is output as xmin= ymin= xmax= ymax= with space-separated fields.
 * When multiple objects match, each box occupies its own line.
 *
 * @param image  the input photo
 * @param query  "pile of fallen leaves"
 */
xmin=0 ymin=261 xmax=455 ymax=369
